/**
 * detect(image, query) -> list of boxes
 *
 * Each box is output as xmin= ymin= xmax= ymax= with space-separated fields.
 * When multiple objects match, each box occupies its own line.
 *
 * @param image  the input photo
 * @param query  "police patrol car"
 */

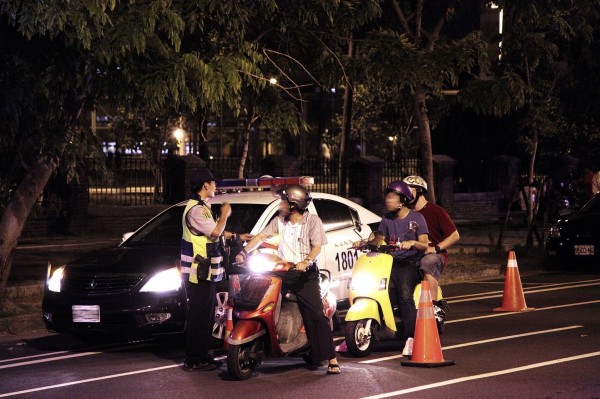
xmin=42 ymin=177 xmax=381 ymax=336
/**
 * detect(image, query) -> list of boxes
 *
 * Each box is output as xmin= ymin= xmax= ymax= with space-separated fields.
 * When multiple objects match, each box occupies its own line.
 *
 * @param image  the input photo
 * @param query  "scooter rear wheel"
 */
xmin=227 ymin=341 xmax=262 ymax=380
xmin=345 ymin=319 xmax=375 ymax=357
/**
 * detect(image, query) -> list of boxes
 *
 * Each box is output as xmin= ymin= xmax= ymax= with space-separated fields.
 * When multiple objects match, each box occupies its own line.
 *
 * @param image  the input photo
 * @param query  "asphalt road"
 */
xmin=2 ymin=270 xmax=599 ymax=399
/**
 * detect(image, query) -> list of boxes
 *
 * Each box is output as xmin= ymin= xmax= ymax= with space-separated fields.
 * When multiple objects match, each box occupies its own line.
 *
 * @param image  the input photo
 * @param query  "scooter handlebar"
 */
xmin=348 ymin=242 xmax=407 ymax=254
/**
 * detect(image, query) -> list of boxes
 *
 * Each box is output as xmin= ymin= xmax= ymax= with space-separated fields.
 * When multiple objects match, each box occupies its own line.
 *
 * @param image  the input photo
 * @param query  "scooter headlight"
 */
xmin=350 ymin=273 xmax=387 ymax=296
xmin=247 ymin=257 xmax=277 ymax=273
xmin=247 ymin=253 xmax=286 ymax=273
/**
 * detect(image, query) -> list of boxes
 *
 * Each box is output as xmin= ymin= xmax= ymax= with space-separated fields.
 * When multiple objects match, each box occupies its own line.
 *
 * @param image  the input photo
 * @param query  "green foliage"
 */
xmin=458 ymin=71 xmax=527 ymax=117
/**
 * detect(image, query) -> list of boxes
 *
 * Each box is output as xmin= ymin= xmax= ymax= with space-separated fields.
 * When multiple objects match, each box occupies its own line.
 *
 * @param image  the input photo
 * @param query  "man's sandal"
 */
xmin=327 ymin=363 xmax=341 ymax=375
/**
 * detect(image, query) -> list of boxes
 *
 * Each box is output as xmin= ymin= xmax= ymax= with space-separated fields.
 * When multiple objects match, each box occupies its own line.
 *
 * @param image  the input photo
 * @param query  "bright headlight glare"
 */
xmin=248 ymin=258 xmax=275 ymax=273
xmin=140 ymin=267 xmax=182 ymax=292
xmin=351 ymin=274 xmax=380 ymax=296
xmin=48 ymin=266 xmax=65 ymax=293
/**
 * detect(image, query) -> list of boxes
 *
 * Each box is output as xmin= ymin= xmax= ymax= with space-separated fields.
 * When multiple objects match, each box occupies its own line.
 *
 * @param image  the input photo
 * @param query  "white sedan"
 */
xmin=43 ymin=178 xmax=381 ymax=336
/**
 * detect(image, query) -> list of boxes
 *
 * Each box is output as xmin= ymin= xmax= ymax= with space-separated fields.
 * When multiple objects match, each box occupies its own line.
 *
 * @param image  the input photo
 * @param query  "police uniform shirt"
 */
xmin=187 ymin=200 xmax=217 ymax=237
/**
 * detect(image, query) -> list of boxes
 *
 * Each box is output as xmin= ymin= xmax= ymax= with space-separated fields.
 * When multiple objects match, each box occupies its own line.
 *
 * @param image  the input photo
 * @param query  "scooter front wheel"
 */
xmin=227 ymin=340 xmax=263 ymax=380
xmin=345 ymin=319 xmax=375 ymax=357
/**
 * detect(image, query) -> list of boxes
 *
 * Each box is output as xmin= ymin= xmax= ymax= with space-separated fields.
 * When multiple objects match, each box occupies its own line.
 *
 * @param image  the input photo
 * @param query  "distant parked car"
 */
xmin=43 ymin=180 xmax=381 ymax=336
xmin=545 ymin=193 xmax=600 ymax=268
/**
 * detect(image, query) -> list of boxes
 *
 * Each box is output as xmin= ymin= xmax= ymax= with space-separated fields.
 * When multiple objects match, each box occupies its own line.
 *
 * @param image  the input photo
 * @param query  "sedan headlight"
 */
xmin=140 ymin=267 xmax=182 ymax=292
xmin=47 ymin=266 xmax=65 ymax=293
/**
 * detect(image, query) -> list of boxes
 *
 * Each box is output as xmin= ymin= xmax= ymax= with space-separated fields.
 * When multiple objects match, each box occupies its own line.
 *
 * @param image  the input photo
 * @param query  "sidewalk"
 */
xmin=0 ymin=219 xmax=547 ymax=336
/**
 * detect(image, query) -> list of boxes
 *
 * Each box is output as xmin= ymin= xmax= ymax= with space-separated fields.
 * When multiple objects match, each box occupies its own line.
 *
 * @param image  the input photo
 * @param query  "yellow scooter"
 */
xmin=344 ymin=228 xmax=442 ymax=357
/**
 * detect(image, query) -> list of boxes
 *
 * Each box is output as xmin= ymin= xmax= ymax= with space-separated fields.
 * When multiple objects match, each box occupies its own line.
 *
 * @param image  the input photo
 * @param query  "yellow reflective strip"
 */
xmin=189 ymin=263 xmax=198 ymax=284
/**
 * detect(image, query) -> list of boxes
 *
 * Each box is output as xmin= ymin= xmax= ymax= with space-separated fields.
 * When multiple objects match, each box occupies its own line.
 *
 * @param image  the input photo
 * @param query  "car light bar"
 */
xmin=217 ymin=176 xmax=314 ymax=189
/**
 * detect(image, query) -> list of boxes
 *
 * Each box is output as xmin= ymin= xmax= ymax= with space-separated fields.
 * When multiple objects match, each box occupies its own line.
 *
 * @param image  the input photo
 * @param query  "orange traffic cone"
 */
xmin=401 ymin=280 xmax=454 ymax=367
xmin=223 ymin=306 xmax=234 ymax=349
xmin=493 ymin=251 xmax=535 ymax=312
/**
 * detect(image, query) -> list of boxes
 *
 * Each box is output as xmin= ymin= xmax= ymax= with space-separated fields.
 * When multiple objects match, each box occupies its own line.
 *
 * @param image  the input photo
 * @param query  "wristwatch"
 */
xmin=434 ymin=245 xmax=442 ymax=254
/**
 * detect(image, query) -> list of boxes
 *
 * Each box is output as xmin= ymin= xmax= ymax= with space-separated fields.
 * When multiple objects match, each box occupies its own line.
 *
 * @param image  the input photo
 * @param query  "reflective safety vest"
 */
xmin=180 ymin=199 xmax=225 ymax=283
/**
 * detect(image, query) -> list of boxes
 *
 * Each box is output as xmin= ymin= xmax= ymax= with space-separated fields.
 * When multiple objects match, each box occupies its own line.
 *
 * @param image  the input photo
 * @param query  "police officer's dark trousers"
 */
xmin=185 ymin=280 xmax=216 ymax=362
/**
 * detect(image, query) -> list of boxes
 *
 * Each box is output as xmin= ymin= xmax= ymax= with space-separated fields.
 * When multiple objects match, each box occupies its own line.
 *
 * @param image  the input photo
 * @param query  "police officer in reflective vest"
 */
xmin=180 ymin=167 xmax=252 ymax=371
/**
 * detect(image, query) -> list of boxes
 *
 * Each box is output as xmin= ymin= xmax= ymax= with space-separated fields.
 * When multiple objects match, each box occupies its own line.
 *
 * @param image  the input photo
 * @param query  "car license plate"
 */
xmin=72 ymin=305 xmax=101 ymax=323
xmin=574 ymin=245 xmax=594 ymax=256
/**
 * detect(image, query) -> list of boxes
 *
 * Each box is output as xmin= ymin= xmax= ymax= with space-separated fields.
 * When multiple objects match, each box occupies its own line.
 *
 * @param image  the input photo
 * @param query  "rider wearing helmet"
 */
xmin=236 ymin=184 xmax=340 ymax=375
xmin=280 ymin=184 xmax=313 ymax=212
xmin=403 ymin=175 xmax=460 ymax=333
xmin=374 ymin=180 xmax=429 ymax=356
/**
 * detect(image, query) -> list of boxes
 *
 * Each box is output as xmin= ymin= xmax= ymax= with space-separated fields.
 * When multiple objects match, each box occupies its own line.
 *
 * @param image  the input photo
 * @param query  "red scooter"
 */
xmin=226 ymin=253 xmax=337 ymax=380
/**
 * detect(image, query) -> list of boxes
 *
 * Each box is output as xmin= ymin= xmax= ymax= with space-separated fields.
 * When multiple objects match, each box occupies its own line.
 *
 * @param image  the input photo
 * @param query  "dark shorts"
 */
xmin=419 ymin=253 xmax=444 ymax=280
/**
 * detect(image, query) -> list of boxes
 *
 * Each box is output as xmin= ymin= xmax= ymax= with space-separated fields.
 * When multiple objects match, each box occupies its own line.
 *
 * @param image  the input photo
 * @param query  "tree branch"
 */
xmin=391 ymin=0 xmax=413 ymax=39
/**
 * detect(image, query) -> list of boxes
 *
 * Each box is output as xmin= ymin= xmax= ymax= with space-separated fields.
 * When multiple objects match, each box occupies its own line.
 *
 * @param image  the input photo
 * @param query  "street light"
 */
xmin=173 ymin=128 xmax=185 ymax=155
xmin=388 ymin=135 xmax=397 ymax=162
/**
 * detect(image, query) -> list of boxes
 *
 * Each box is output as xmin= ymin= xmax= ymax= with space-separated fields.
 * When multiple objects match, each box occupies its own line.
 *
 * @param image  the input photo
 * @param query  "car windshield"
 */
xmin=124 ymin=203 xmax=269 ymax=247
xmin=578 ymin=194 xmax=600 ymax=214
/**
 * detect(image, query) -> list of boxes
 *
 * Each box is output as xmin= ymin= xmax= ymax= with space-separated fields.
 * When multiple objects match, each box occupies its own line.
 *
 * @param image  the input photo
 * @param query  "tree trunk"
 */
xmin=0 ymin=157 xmax=57 ymax=293
xmin=238 ymin=124 xmax=251 ymax=179
xmin=414 ymin=85 xmax=436 ymax=203
xmin=338 ymin=33 xmax=354 ymax=198
xmin=525 ymin=131 xmax=540 ymax=249
xmin=238 ymin=105 xmax=258 ymax=179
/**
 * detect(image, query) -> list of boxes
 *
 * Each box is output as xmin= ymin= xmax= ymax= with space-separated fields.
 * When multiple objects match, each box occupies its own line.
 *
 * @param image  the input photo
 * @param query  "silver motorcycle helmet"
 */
xmin=280 ymin=184 xmax=312 ymax=211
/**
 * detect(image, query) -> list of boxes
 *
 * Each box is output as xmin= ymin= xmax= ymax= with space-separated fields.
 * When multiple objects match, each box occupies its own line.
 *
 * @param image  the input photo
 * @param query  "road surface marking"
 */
xmin=0 ymin=343 xmax=152 ymax=369
xmin=360 ymin=351 xmax=600 ymax=399
xmin=447 ymin=280 xmax=600 ymax=304
xmin=446 ymin=279 xmax=600 ymax=301
xmin=447 ymin=300 xmax=600 ymax=323
xmin=0 ymin=363 xmax=181 ymax=398
xmin=359 ymin=325 xmax=583 ymax=364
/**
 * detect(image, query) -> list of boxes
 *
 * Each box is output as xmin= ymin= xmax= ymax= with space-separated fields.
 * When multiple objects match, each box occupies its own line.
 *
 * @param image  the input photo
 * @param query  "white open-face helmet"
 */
xmin=403 ymin=175 xmax=428 ymax=193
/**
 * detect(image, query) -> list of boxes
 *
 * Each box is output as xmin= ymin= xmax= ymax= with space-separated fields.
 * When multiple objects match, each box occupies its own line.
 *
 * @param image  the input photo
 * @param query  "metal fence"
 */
xmin=87 ymin=156 xmax=419 ymax=205
xmin=88 ymin=157 xmax=161 ymax=206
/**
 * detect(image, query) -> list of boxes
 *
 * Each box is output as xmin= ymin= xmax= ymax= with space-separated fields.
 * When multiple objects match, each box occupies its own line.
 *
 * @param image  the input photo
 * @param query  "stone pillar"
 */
xmin=162 ymin=155 xmax=207 ymax=204
xmin=489 ymin=155 xmax=521 ymax=204
xmin=432 ymin=155 xmax=457 ymax=212
xmin=349 ymin=156 xmax=385 ymax=214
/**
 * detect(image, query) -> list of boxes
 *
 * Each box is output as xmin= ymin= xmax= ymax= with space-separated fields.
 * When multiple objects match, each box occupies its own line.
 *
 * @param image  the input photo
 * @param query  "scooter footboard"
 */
xmin=227 ymin=319 xmax=266 ymax=345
